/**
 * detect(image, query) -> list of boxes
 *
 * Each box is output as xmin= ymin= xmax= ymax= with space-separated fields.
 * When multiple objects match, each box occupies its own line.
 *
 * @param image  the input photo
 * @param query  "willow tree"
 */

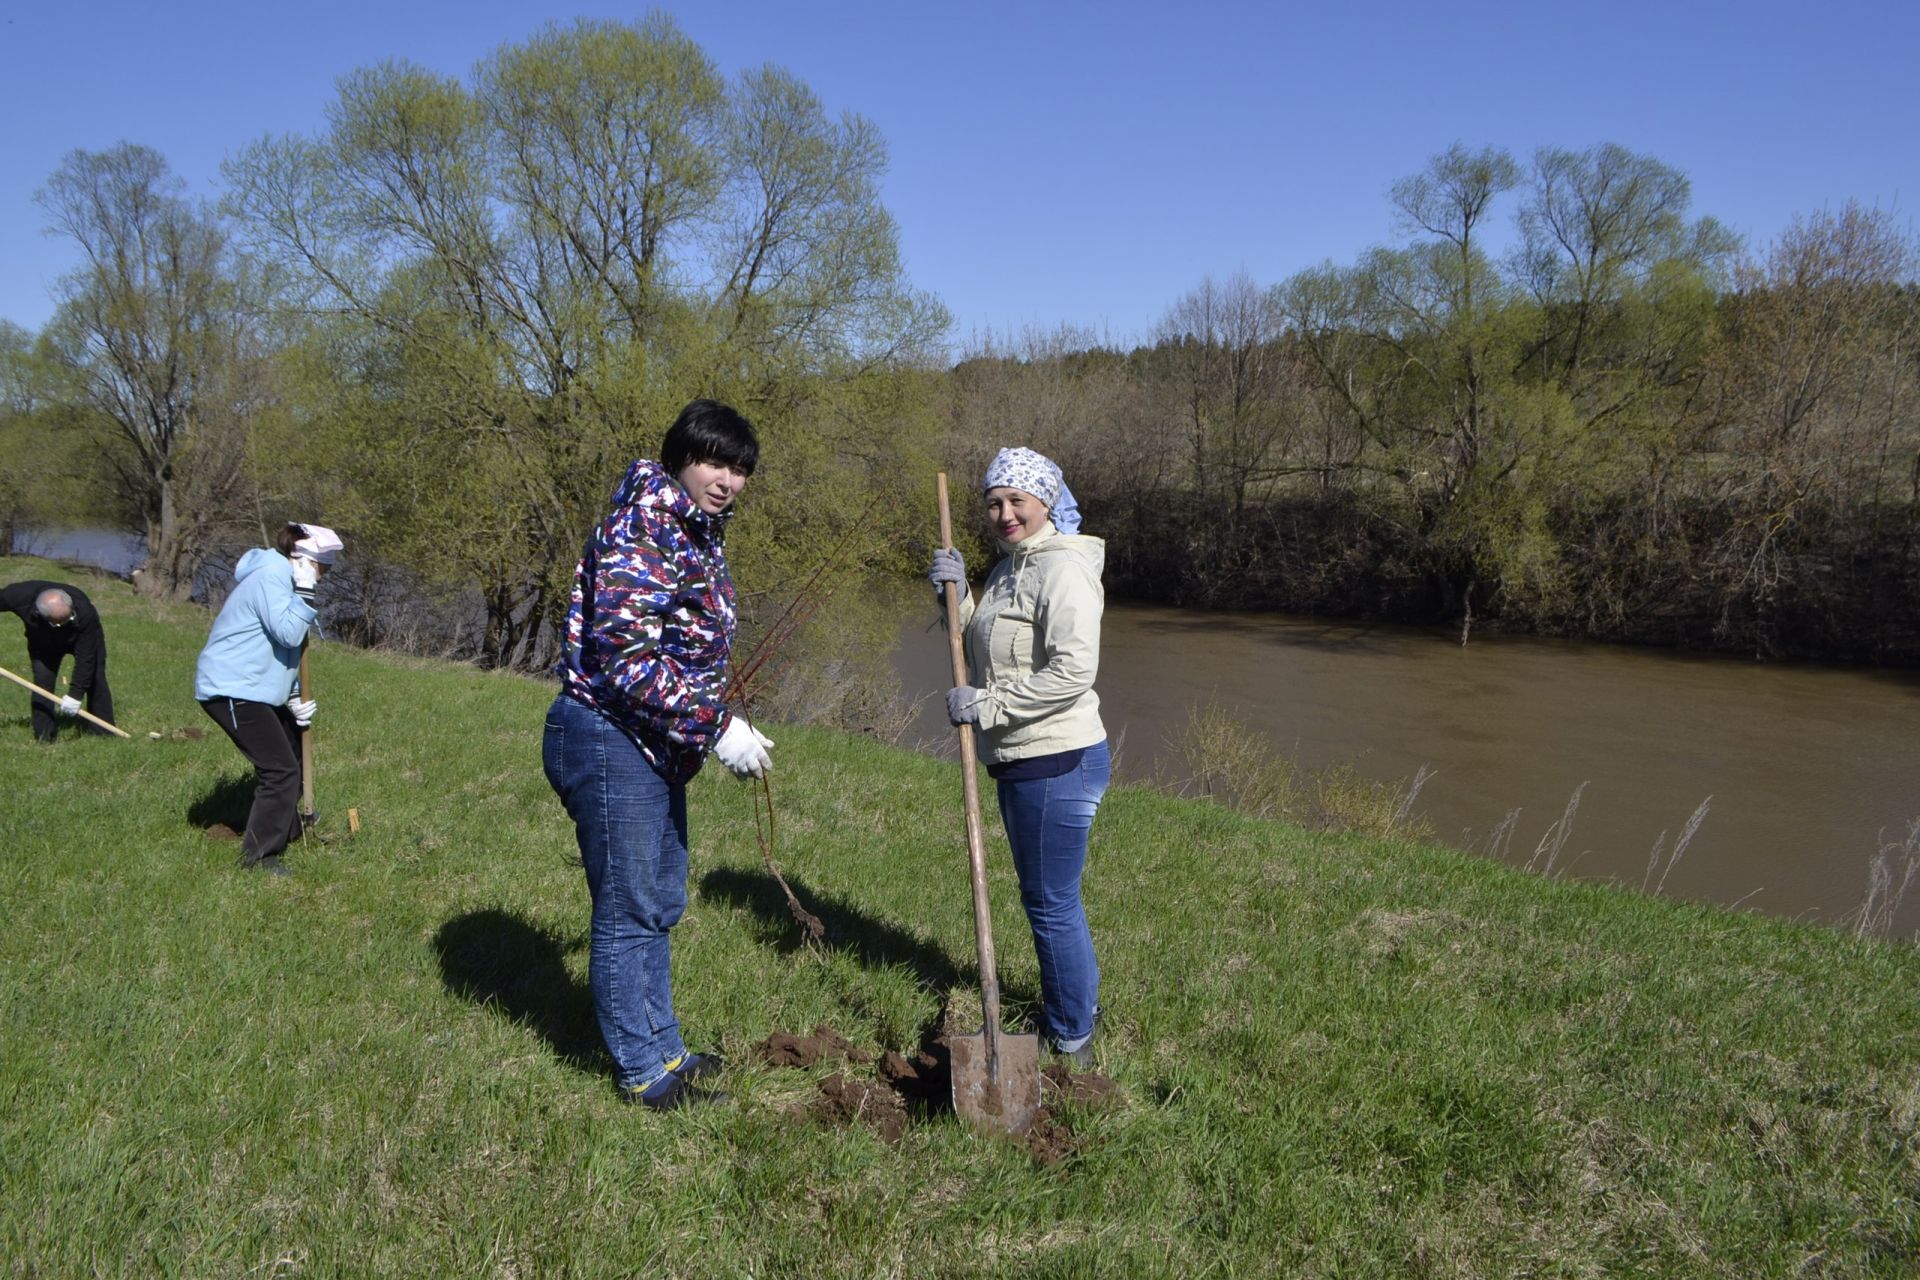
xmin=0 ymin=323 xmax=55 ymax=556
xmin=37 ymin=144 xmax=259 ymax=597
xmin=1274 ymin=145 xmax=1584 ymax=623
xmin=1148 ymin=272 xmax=1300 ymax=517
xmin=1514 ymin=144 xmax=1736 ymax=376
xmin=228 ymin=14 xmax=943 ymax=667
xmin=1707 ymin=203 xmax=1920 ymax=648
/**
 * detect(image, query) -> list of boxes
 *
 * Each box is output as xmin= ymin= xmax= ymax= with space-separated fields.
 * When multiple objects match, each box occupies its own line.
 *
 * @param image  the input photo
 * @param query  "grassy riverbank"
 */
xmin=4 ymin=556 xmax=1919 ymax=1278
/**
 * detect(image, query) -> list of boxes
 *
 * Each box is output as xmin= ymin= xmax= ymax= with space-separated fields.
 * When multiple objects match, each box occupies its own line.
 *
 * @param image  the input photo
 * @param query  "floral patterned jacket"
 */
xmin=556 ymin=458 xmax=736 ymax=782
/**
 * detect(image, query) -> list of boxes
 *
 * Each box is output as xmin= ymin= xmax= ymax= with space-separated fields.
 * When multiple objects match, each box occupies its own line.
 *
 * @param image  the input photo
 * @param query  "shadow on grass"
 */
xmin=699 ymin=866 xmax=975 ymax=991
xmin=0 ymin=711 xmax=110 ymax=741
xmin=186 ymin=772 xmax=255 ymax=830
xmin=432 ymin=908 xmax=604 ymax=1076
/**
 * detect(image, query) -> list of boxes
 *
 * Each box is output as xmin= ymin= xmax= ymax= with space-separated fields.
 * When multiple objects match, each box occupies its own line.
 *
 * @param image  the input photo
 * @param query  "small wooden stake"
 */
xmin=347 ymin=808 xmax=361 ymax=836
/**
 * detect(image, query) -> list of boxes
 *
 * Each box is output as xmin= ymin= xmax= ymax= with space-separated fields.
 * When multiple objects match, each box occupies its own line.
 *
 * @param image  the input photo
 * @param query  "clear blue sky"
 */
xmin=2 ymin=0 xmax=1914 ymax=352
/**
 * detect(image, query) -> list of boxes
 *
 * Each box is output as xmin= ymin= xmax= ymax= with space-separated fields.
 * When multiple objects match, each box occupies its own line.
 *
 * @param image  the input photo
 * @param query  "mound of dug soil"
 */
xmin=758 ymin=1024 xmax=1119 ymax=1164
xmin=1041 ymin=1062 xmax=1119 ymax=1106
xmin=753 ymin=1025 xmax=872 ymax=1069
xmin=813 ymin=1072 xmax=910 ymax=1145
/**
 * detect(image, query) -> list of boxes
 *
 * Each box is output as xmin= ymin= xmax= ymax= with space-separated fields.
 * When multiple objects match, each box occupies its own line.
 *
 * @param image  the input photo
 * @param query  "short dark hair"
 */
xmin=274 ymin=524 xmax=304 ymax=556
xmin=661 ymin=400 xmax=758 ymax=477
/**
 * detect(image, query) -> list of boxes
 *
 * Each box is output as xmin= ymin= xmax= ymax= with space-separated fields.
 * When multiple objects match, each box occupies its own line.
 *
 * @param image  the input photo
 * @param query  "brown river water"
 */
xmin=893 ymin=601 xmax=1920 ymax=937
xmin=29 ymin=527 xmax=1915 ymax=934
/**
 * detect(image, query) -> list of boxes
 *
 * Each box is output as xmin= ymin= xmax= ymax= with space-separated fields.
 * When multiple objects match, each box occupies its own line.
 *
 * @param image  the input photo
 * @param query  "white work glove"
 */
xmin=57 ymin=694 xmax=82 ymax=716
xmin=713 ymin=714 xmax=774 ymax=779
xmin=290 ymin=555 xmax=320 ymax=603
xmin=288 ymin=697 xmax=317 ymax=727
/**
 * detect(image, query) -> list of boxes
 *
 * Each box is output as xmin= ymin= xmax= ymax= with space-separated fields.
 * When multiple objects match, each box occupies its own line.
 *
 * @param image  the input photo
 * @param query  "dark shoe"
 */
xmin=1053 ymin=1007 xmax=1102 ymax=1070
xmin=239 ymin=854 xmax=291 ymax=877
xmin=622 ymin=1072 xmax=728 ymax=1112
xmin=671 ymin=1052 xmax=726 ymax=1084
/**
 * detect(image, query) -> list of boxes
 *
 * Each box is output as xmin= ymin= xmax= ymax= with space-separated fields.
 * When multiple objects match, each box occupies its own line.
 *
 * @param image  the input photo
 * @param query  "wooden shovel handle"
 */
xmin=0 ymin=663 xmax=131 ymax=738
xmin=938 ymin=474 xmax=1005 ymax=1062
xmin=298 ymin=646 xmax=315 ymax=819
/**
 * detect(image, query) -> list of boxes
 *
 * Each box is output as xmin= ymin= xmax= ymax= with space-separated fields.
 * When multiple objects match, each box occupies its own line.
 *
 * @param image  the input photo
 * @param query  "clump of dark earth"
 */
xmin=812 ymin=1072 xmax=910 ymax=1145
xmin=759 ymin=1024 xmax=1119 ymax=1163
xmin=1041 ymin=1062 xmax=1118 ymax=1106
xmin=204 ymin=823 xmax=241 ymax=841
xmin=753 ymin=1025 xmax=872 ymax=1068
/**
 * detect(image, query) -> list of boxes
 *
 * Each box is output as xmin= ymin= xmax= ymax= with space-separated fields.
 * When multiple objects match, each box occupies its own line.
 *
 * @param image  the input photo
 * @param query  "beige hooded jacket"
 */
xmin=952 ymin=521 xmax=1106 ymax=764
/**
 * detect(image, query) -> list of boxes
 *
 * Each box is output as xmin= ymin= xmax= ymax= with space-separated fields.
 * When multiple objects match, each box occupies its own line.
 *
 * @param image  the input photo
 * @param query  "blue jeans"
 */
xmin=542 ymin=695 xmax=689 ymax=1091
xmin=996 ymin=739 xmax=1111 ymax=1048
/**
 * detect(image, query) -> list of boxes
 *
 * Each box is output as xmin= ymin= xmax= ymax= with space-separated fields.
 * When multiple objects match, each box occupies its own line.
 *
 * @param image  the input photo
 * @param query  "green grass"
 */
xmin=3 ymin=554 xmax=1919 ymax=1278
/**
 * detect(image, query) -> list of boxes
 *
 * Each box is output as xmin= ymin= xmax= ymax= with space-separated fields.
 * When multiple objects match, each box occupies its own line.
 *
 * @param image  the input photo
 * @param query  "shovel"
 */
xmin=0 ymin=663 xmax=131 ymax=738
xmin=297 ymin=645 xmax=316 ymax=829
xmin=936 ymin=473 xmax=1042 ymax=1136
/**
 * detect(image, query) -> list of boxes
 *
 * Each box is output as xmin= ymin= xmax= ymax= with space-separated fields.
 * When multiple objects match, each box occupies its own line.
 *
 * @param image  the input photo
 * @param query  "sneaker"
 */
xmin=621 ymin=1072 xmax=728 ymax=1112
xmin=670 ymin=1052 xmax=726 ymax=1084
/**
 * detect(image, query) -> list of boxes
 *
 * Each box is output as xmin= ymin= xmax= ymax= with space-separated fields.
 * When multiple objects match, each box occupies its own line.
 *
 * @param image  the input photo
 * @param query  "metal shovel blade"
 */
xmin=949 ymin=1028 xmax=1042 ymax=1136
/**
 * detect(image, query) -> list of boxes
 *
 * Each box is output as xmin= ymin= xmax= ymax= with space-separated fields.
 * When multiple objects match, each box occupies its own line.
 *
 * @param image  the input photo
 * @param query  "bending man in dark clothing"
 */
xmin=1 ymin=579 xmax=115 ymax=742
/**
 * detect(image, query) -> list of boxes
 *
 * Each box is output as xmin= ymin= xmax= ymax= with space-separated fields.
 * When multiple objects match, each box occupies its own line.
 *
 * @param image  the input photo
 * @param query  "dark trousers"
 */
xmin=200 ymin=697 xmax=305 ymax=862
xmin=28 ymin=643 xmax=115 ymax=743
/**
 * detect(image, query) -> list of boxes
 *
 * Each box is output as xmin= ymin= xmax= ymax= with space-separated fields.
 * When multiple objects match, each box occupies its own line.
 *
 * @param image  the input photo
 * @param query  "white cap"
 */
xmin=293 ymin=523 xmax=344 ymax=564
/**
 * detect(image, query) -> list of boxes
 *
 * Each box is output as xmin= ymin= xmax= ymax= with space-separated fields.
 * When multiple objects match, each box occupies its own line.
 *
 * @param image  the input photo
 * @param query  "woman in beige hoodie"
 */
xmin=930 ymin=447 xmax=1110 ymax=1067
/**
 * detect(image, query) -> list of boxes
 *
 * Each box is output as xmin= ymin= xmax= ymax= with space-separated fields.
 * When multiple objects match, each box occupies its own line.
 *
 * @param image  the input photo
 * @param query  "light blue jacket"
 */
xmin=193 ymin=548 xmax=315 ymax=704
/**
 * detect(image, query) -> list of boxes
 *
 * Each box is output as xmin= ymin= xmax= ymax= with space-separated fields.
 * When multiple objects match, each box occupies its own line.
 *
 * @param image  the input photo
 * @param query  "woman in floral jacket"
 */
xmin=543 ymin=400 xmax=773 ymax=1111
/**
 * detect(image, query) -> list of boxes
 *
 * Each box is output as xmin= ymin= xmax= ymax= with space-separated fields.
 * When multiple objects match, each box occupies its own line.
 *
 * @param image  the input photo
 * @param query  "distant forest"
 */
xmin=1 ymin=16 xmax=1915 ymax=684
xmin=949 ymin=148 xmax=1919 ymax=664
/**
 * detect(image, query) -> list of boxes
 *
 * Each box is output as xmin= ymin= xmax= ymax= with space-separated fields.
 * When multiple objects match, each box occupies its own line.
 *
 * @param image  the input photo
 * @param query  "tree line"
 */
xmin=2 ymin=22 xmax=1915 ymax=677
xmin=0 ymin=16 xmax=947 ymax=687
xmin=945 ymin=146 xmax=1919 ymax=662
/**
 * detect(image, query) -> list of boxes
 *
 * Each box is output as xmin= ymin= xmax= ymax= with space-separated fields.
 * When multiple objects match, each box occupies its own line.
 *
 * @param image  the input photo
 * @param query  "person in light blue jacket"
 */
xmin=195 ymin=522 xmax=341 ymax=874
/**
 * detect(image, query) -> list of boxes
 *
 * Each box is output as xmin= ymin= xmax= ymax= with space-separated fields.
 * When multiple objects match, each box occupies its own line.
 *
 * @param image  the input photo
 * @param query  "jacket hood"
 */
xmin=609 ymin=458 xmax=732 ymax=534
xmin=233 ymin=547 xmax=281 ymax=582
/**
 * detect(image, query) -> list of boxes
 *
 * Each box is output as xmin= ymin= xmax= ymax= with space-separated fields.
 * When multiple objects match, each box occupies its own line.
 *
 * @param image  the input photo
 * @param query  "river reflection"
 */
xmin=894 ymin=601 xmax=1920 ymax=936
xmin=12 ymin=527 xmax=147 ymax=575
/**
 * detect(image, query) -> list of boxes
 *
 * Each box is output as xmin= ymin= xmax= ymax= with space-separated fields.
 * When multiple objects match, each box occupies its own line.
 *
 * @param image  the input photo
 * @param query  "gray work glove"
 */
xmin=928 ymin=547 xmax=967 ymax=601
xmin=57 ymin=694 xmax=81 ymax=716
xmin=946 ymin=685 xmax=984 ymax=726
xmin=288 ymin=697 xmax=317 ymax=727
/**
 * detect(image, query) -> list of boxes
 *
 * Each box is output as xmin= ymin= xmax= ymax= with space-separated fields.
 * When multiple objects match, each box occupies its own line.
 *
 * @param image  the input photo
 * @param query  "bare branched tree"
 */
xmin=38 ymin=144 xmax=257 ymax=597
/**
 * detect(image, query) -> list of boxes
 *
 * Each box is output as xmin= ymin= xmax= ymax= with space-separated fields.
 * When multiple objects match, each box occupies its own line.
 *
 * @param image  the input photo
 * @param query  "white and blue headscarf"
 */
xmin=982 ymin=447 xmax=1082 ymax=534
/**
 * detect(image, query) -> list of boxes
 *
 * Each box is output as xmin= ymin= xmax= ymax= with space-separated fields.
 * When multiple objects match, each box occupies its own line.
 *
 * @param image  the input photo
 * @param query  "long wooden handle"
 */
xmin=938 ymin=474 xmax=1005 ymax=1068
xmin=0 ymin=663 xmax=132 ymax=738
xmin=298 ymin=647 xmax=315 ymax=818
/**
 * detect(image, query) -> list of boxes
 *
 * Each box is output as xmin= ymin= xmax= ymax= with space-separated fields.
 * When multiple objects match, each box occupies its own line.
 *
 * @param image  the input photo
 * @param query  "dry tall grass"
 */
xmin=1162 ymin=699 xmax=1435 ymax=840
